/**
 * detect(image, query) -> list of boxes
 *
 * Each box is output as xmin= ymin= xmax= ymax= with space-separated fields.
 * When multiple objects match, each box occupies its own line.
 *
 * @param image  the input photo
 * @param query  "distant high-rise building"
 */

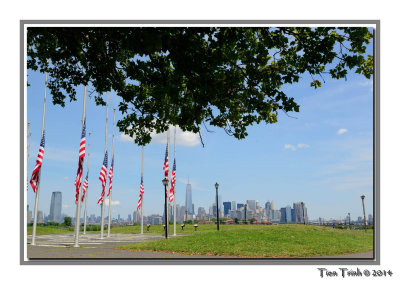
xmin=49 ymin=191 xmax=62 ymax=223
xmin=265 ymin=201 xmax=272 ymax=220
xmin=368 ymin=214 xmax=373 ymax=224
xmin=293 ymin=202 xmax=308 ymax=223
xmin=128 ymin=214 xmax=132 ymax=222
xmin=185 ymin=181 xmax=193 ymax=215
xmin=37 ymin=211 xmax=43 ymax=223
xmin=237 ymin=203 xmax=244 ymax=210
xmin=280 ymin=206 xmax=292 ymax=223
xmin=223 ymin=202 xmax=232 ymax=216
xmin=246 ymin=200 xmax=256 ymax=212
xmin=232 ymin=201 xmax=237 ymax=211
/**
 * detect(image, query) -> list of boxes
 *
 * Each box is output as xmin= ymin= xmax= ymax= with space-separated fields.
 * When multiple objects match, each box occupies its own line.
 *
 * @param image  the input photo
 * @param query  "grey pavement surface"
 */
xmin=27 ymin=232 xmax=218 ymax=259
xmin=26 ymin=233 xmax=373 ymax=259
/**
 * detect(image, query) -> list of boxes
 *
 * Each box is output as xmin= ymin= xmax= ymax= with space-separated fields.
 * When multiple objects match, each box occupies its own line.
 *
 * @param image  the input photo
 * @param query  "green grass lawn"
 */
xmin=27 ymin=225 xmax=75 ymax=235
xmin=117 ymin=224 xmax=373 ymax=258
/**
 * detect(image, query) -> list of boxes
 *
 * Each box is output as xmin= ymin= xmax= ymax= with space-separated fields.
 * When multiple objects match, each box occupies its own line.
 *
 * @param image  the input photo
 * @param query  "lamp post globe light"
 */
xmin=360 ymin=195 xmax=367 ymax=233
xmin=215 ymin=182 xmax=219 ymax=231
xmin=162 ymin=178 xmax=169 ymax=239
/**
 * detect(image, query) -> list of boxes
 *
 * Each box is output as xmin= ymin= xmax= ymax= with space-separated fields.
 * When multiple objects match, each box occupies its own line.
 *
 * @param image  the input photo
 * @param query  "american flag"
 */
xmin=137 ymin=175 xmax=144 ymax=211
xmin=29 ymin=130 xmax=45 ymax=192
xmin=81 ymin=173 xmax=89 ymax=203
xmin=169 ymin=158 xmax=176 ymax=202
xmin=107 ymin=155 xmax=114 ymax=197
xmin=74 ymin=119 xmax=86 ymax=203
xmin=97 ymin=150 xmax=108 ymax=204
xmin=163 ymin=143 xmax=169 ymax=179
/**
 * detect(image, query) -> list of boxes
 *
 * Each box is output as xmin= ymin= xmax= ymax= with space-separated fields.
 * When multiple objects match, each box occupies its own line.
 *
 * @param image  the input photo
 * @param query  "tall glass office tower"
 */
xmin=49 ymin=191 xmax=62 ymax=223
xmin=185 ymin=182 xmax=193 ymax=215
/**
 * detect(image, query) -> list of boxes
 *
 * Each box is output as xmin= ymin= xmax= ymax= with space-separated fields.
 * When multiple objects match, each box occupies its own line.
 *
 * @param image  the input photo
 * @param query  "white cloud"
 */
xmin=104 ymin=199 xmax=121 ymax=206
xmin=297 ymin=143 xmax=310 ymax=149
xmin=62 ymin=204 xmax=70 ymax=209
xmin=284 ymin=144 xmax=296 ymax=151
xmin=337 ymin=128 xmax=348 ymax=135
xmin=119 ymin=125 xmax=200 ymax=147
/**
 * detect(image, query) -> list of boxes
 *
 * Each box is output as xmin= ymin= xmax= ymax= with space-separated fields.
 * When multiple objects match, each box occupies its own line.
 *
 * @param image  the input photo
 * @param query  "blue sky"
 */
xmin=26 ymin=45 xmax=373 ymax=221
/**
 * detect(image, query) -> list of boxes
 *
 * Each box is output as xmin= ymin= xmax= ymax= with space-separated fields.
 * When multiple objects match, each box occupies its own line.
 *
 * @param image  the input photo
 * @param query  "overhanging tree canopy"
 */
xmin=27 ymin=27 xmax=373 ymax=145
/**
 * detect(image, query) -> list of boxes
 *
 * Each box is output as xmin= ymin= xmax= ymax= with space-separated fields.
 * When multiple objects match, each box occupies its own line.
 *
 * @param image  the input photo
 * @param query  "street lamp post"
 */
xmin=361 ymin=195 xmax=367 ymax=233
xmin=215 ymin=183 xmax=219 ymax=231
xmin=162 ymin=178 xmax=169 ymax=239
xmin=301 ymin=202 xmax=306 ymax=225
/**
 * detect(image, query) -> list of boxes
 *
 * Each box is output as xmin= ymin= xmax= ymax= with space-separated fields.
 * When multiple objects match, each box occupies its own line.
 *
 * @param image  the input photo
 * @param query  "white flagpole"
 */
xmin=100 ymin=92 xmax=109 ymax=239
xmin=140 ymin=145 xmax=144 ymax=234
xmin=107 ymin=108 xmax=116 ymax=237
xmin=31 ymin=72 xmax=48 ymax=245
xmin=166 ymin=128 xmax=170 ymax=233
xmin=83 ymin=132 xmax=91 ymax=235
xmin=73 ymin=86 xmax=87 ymax=247
xmin=173 ymin=126 xmax=177 ymax=236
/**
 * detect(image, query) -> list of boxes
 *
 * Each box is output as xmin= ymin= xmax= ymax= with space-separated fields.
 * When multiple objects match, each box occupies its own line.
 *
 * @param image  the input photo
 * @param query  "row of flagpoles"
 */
xmin=28 ymin=73 xmax=178 ymax=246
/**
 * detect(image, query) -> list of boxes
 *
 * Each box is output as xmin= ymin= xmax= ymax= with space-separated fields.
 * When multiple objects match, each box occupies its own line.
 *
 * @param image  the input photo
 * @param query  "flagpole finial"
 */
xmin=113 ymin=108 xmax=116 ymax=111
xmin=28 ymin=122 xmax=30 ymax=126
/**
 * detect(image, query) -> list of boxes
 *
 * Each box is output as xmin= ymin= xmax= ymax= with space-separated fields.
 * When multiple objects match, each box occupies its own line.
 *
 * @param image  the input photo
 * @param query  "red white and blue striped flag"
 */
xmin=107 ymin=155 xmax=114 ymax=197
xmin=29 ymin=131 xmax=45 ymax=192
xmin=81 ymin=173 xmax=89 ymax=203
xmin=75 ymin=119 xmax=86 ymax=203
xmin=169 ymin=158 xmax=176 ymax=202
xmin=163 ymin=144 xmax=169 ymax=179
xmin=137 ymin=175 xmax=144 ymax=211
xmin=97 ymin=150 xmax=108 ymax=204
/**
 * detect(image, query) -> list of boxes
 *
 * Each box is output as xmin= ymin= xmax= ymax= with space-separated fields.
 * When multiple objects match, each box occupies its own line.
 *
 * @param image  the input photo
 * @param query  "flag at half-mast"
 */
xmin=137 ymin=175 xmax=144 ymax=211
xmin=74 ymin=119 xmax=86 ymax=203
xmin=81 ymin=173 xmax=89 ymax=203
xmin=163 ymin=144 xmax=169 ymax=179
xmin=97 ymin=150 xmax=108 ymax=204
xmin=169 ymin=158 xmax=176 ymax=202
xmin=29 ymin=130 xmax=45 ymax=192
xmin=162 ymin=143 xmax=169 ymax=198
xmin=107 ymin=155 xmax=114 ymax=197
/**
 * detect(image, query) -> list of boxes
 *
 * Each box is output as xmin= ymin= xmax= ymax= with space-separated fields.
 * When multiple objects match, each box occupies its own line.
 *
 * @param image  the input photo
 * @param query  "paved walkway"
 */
xmin=26 ymin=233 xmax=373 ymax=259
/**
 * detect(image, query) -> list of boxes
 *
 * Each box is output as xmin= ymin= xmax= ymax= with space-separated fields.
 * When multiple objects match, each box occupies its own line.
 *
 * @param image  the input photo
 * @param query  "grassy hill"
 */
xmin=118 ymin=224 xmax=373 ymax=258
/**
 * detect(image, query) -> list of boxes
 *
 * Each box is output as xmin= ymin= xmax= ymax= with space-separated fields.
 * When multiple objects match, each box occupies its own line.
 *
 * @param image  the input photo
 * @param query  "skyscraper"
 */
xmin=280 ymin=206 xmax=292 ymax=223
xmin=185 ymin=181 xmax=193 ymax=215
xmin=223 ymin=202 xmax=232 ymax=216
xmin=49 ymin=191 xmax=62 ymax=223
xmin=246 ymin=200 xmax=256 ymax=212
xmin=293 ymin=202 xmax=308 ymax=223
xmin=265 ymin=201 xmax=271 ymax=220
xmin=232 ymin=201 xmax=237 ymax=211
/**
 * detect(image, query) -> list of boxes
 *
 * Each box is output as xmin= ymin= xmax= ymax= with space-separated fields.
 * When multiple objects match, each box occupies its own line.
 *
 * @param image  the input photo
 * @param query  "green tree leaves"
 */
xmin=27 ymin=27 xmax=373 ymax=145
